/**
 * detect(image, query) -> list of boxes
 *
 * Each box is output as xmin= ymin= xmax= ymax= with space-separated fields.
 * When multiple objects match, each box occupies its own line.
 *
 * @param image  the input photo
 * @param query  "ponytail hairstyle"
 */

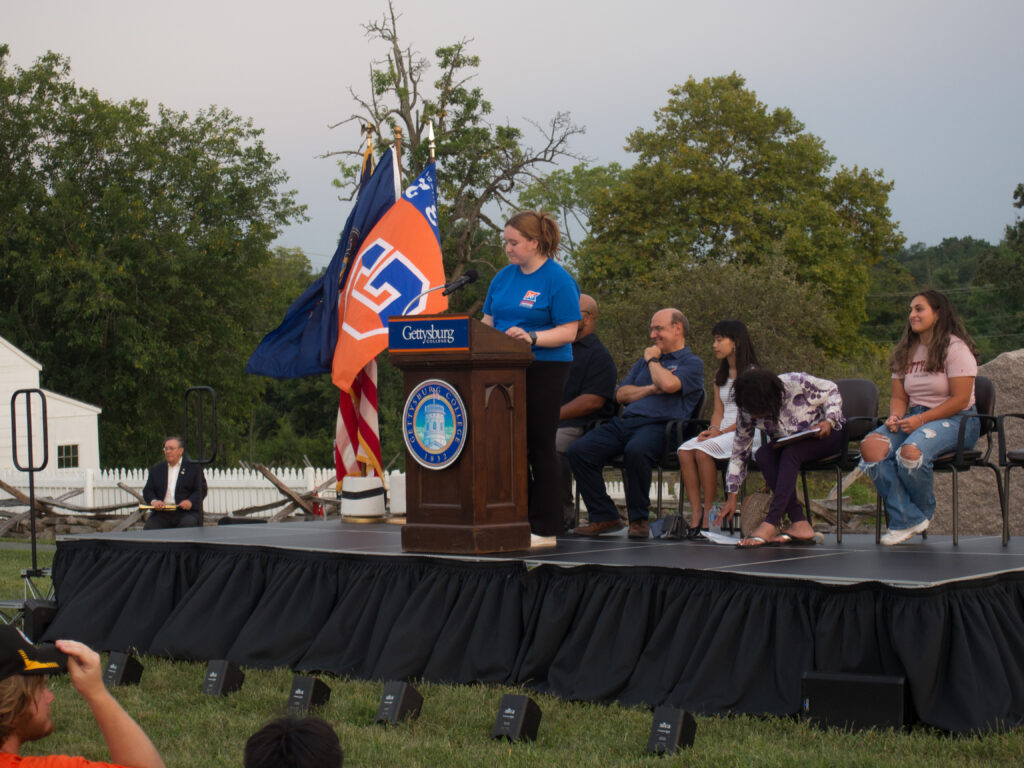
xmin=710 ymin=319 xmax=759 ymax=388
xmin=889 ymin=290 xmax=979 ymax=374
xmin=505 ymin=210 xmax=561 ymax=258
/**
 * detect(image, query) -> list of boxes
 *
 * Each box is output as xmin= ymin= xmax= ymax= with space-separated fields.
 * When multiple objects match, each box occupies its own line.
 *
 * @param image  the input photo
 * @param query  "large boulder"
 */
xmin=929 ymin=349 xmax=1024 ymax=537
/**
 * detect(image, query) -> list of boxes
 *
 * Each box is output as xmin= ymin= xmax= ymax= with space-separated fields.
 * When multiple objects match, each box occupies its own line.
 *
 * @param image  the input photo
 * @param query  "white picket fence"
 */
xmin=0 ymin=466 xmax=389 ymax=517
xmin=0 ymin=468 xmax=679 ymax=518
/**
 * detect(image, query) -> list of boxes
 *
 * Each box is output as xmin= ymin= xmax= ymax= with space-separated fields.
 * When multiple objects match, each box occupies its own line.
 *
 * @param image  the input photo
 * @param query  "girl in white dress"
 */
xmin=677 ymin=320 xmax=760 ymax=536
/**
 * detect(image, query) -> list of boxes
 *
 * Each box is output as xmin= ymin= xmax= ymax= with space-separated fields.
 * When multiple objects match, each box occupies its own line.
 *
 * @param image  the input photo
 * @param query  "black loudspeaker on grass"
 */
xmin=491 ymin=694 xmax=541 ymax=742
xmin=288 ymin=675 xmax=331 ymax=714
xmin=801 ymin=672 xmax=913 ymax=732
xmin=22 ymin=599 xmax=57 ymax=642
xmin=102 ymin=652 xmax=143 ymax=687
xmin=202 ymin=660 xmax=244 ymax=697
xmin=376 ymin=681 xmax=423 ymax=724
xmin=647 ymin=706 xmax=697 ymax=754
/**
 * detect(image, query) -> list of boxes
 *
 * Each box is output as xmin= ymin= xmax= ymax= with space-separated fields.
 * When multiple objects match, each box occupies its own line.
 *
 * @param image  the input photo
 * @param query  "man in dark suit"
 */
xmin=142 ymin=436 xmax=207 ymax=529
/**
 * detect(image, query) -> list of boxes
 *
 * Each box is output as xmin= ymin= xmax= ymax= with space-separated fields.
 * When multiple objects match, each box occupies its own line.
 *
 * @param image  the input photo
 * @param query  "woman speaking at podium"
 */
xmin=482 ymin=211 xmax=581 ymax=544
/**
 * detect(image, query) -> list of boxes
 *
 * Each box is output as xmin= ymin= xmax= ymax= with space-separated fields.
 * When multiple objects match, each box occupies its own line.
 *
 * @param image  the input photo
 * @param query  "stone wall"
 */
xmin=929 ymin=349 xmax=1024 ymax=536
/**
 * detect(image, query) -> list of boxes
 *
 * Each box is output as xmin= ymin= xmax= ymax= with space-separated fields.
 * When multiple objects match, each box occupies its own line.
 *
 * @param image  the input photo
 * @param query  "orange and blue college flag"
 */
xmin=332 ymin=163 xmax=447 ymax=392
xmin=246 ymin=148 xmax=400 ymax=379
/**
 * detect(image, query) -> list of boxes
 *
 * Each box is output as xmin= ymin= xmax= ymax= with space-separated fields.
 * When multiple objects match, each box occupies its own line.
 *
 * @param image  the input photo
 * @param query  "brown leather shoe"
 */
xmin=572 ymin=520 xmax=625 ymax=536
xmin=628 ymin=519 xmax=650 ymax=539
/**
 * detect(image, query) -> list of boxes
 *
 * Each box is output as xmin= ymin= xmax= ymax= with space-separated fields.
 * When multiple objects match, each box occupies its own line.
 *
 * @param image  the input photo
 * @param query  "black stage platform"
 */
xmin=44 ymin=522 xmax=1024 ymax=733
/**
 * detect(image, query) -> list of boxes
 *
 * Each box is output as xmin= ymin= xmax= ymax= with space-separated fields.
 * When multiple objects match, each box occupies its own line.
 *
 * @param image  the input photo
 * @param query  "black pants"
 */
xmin=526 ymin=361 xmax=571 ymax=536
xmin=144 ymin=509 xmax=202 ymax=530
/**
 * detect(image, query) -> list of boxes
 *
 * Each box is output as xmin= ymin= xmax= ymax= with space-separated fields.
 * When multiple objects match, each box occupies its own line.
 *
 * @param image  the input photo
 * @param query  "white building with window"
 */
xmin=0 ymin=335 xmax=102 ymax=471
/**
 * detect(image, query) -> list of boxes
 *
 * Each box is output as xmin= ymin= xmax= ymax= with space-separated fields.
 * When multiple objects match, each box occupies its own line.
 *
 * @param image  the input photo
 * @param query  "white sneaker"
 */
xmin=880 ymin=518 xmax=930 ymax=546
xmin=530 ymin=534 xmax=558 ymax=549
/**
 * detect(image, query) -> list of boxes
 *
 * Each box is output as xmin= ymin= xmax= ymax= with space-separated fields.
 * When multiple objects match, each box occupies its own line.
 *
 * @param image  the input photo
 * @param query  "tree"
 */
xmin=316 ymin=3 xmax=584 ymax=470
xmin=972 ymin=183 xmax=1024 ymax=360
xmin=860 ymin=250 xmax=917 ymax=348
xmin=574 ymin=73 xmax=905 ymax=356
xmin=0 ymin=45 xmax=307 ymax=466
xmin=325 ymin=1 xmax=584 ymax=312
xmin=515 ymin=162 xmax=624 ymax=270
xmin=594 ymin=255 xmax=843 ymax=393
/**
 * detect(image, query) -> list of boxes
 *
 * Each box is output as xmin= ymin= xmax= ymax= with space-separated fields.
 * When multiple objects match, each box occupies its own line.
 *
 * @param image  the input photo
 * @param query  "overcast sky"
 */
xmin=6 ymin=0 xmax=1023 ymax=268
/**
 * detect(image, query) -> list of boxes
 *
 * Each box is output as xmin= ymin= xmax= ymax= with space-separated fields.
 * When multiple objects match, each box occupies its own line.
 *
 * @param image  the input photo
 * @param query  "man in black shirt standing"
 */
xmin=556 ymin=294 xmax=618 ymax=529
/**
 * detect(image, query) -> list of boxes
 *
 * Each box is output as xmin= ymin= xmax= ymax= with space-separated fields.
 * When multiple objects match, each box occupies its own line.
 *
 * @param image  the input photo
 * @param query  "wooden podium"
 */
xmin=389 ymin=314 xmax=532 ymax=554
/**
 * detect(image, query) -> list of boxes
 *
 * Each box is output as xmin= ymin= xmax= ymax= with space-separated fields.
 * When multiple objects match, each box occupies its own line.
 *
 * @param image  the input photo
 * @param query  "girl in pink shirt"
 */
xmin=859 ymin=291 xmax=980 ymax=545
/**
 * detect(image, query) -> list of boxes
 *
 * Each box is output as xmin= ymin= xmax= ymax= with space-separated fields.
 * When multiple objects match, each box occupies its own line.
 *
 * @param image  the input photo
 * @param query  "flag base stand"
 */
xmin=340 ymin=476 xmax=386 ymax=520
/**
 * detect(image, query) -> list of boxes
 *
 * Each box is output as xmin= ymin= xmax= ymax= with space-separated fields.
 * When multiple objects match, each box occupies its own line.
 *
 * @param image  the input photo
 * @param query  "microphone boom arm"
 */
xmin=400 ymin=284 xmax=447 ymax=316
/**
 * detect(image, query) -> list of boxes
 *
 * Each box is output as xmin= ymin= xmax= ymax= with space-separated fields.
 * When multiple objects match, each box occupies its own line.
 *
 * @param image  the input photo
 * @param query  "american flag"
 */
xmin=335 ymin=358 xmax=382 ymax=478
xmin=334 ymin=141 xmax=392 ymax=480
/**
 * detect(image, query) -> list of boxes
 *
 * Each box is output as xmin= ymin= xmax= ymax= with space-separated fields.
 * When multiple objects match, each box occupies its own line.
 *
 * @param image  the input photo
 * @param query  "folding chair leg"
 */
xmin=835 ymin=466 xmax=843 ymax=544
xmin=656 ymin=466 xmax=663 ymax=519
xmin=676 ymin=470 xmax=684 ymax=516
xmin=951 ymin=467 xmax=959 ymax=546
xmin=875 ymin=494 xmax=884 ymax=544
xmin=801 ymin=471 xmax=812 ymax=527
xmin=987 ymin=464 xmax=1006 ymax=546
xmin=991 ymin=462 xmax=1007 ymax=548
xmin=1004 ymin=466 xmax=1013 ymax=546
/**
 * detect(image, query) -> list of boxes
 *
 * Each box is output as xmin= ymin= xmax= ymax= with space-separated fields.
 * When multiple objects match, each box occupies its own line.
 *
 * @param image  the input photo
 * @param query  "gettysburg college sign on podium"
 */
xmin=389 ymin=314 xmax=533 ymax=554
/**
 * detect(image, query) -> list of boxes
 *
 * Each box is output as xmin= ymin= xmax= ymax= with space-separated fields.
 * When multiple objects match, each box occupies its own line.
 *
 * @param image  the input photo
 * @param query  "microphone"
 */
xmin=399 ymin=270 xmax=480 ymax=315
xmin=441 ymin=269 xmax=479 ymax=296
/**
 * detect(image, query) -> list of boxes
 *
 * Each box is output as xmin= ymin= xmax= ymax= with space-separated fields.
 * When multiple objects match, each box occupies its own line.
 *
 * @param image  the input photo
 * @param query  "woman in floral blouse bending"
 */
xmin=718 ymin=369 xmax=847 ymax=547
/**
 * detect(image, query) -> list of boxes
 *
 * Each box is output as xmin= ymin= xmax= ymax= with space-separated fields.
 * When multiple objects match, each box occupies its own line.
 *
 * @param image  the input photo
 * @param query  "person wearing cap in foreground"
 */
xmin=0 ymin=627 xmax=165 ymax=768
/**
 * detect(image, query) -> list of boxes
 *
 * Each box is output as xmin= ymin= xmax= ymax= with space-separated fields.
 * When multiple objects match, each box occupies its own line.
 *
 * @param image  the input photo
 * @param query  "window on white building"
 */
xmin=57 ymin=444 xmax=79 ymax=469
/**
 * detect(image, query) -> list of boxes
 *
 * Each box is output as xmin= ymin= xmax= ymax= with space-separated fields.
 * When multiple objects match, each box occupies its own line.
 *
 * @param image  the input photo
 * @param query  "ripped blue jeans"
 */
xmin=858 ymin=405 xmax=979 ymax=530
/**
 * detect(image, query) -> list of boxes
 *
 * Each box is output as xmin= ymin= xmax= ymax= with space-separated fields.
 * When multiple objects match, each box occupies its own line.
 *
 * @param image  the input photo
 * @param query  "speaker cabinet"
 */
xmin=103 ymin=651 xmax=143 ymax=687
xmin=288 ymin=675 xmax=331 ymax=714
xmin=801 ymin=672 xmax=912 ymax=731
xmin=376 ymin=681 xmax=422 ymax=723
xmin=491 ymin=694 xmax=541 ymax=742
xmin=22 ymin=599 xmax=57 ymax=642
xmin=202 ymin=660 xmax=244 ymax=696
xmin=647 ymin=706 xmax=696 ymax=754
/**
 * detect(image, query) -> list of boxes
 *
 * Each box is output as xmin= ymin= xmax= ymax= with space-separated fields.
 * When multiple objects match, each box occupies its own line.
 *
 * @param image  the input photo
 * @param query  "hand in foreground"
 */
xmin=55 ymin=639 xmax=106 ymax=701
xmin=815 ymin=420 xmax=832 ymax=438
xmin=898 ymin=413 xmax=926 ymax=433
xmin=178 ymin=500 xmax=192 ymax=511
xmin=718 ymin=495 xmax=738 ymax=524
xmin=696 ymin=425 xmax=718 ymax=442
xmin=504 ymin=325 xmax=531 ymax=344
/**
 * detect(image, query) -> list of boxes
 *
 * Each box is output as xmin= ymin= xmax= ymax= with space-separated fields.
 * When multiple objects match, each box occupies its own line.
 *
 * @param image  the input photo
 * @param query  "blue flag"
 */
xmin=246 ymin=148 xmax=400 ymax=379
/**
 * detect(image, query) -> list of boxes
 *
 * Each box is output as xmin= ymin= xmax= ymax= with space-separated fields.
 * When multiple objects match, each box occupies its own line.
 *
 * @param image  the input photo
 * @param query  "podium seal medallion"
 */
xmin=403 ymin=379 xmax=467 ymax=470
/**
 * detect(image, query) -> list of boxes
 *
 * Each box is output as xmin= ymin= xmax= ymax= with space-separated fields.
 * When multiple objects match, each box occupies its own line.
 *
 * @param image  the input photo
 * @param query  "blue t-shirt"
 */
xmin=482 ymin=260 xmax=581 ymax=362
xmin=619 ymin=347 xmax=704 ymax=421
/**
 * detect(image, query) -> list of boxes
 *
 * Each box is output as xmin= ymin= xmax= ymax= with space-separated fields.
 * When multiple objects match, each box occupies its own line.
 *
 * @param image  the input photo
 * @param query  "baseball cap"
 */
xmin=0 ymin=627 xmax=67 ymax=681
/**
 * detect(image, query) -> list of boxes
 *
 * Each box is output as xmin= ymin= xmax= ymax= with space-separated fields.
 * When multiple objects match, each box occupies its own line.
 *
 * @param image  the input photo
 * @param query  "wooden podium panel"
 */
xmin=389 ymin=315 xmax=533 ymax=554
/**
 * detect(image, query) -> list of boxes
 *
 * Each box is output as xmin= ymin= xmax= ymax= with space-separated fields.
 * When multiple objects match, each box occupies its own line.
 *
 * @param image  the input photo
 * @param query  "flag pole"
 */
xmin=428 ymin=120 xmax=435 ymax=163
xmin=394 ymin=126 xmax=403 ymax=178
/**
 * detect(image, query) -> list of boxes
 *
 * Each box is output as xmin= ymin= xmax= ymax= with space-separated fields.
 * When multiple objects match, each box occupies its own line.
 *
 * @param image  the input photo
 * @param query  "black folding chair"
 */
xmin=874 ymin=375 xmax=1002 ymax=546
xmin=996 ymin=411 xmax=1024 ymax=545
xmin=796 ymin=378 xmax=879 ymax=543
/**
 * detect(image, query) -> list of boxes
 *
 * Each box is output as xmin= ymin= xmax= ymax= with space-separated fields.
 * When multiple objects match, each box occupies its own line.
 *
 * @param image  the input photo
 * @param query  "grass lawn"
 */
xmin=1 ymin=548 xmax=1022 ymax=766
